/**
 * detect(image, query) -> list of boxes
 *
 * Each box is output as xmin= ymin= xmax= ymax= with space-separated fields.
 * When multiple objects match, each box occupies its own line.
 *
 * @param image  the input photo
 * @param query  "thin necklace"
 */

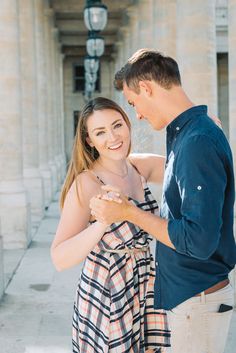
xmin=97 ymin=160 xmax=129 ymax=179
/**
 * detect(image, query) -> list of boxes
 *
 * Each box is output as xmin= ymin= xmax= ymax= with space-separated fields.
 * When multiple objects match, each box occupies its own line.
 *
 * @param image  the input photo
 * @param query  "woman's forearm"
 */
xmin=51 ymin=221 xmax=108 ymax=271
xmin=129 ymin=153 xmax=166 ymax=184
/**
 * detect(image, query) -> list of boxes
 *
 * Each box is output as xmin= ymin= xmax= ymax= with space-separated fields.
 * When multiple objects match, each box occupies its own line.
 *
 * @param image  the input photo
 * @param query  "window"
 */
xmin=73 ymin=65 xmax=84 ymax=92
xmin=73 ymin=64 xmax=100 ymax=93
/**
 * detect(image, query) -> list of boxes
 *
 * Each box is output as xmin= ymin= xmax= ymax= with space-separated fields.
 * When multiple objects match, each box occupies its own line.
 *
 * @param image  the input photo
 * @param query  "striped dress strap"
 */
xmin=129 ymin=161 xmax=147 ymax=190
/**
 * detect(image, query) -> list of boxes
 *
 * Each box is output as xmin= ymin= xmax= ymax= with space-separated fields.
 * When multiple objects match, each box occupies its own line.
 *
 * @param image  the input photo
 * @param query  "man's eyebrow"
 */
xmin=92 ymin=119 xmax=122 ymax=132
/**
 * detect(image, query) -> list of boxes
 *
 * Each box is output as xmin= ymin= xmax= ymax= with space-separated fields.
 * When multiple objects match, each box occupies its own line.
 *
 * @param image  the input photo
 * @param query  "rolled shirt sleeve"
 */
xmin=168 ymin=134 xmax=227 ymax=260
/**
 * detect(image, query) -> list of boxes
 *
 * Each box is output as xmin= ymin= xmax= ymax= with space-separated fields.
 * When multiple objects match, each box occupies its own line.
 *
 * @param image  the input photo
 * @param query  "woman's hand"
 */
xmin=90 ymin=185 xmax=132 ymax=225
xmin=99 ymin=185 xmax=122 ymax=203
xmin=209 ymin=115 xmax=222 ymax=129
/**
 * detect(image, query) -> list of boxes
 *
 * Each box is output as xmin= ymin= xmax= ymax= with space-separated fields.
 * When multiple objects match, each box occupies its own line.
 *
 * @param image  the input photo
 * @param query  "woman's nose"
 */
xmin=107 ymin=130 xmax=117 ymax=140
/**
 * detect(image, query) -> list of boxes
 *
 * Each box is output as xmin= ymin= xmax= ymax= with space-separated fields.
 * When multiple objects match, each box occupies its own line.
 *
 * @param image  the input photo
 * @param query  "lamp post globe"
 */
xmin=86 ymin=31 xmax=104 ymax=57
xmin=84 ymin=0 xmax=107 ymax=31
xmin=85 ymin=81 xmax=96 ymax=92
xmin=85 ymin=71 xmax=97 ymax=84
xmin=84 ymin=56 xmax=99 ymax=74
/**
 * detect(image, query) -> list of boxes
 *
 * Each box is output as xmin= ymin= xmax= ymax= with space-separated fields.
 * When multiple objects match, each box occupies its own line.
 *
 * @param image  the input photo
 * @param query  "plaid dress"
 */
xmin=72 ymin=175 xmax=170 ymax=352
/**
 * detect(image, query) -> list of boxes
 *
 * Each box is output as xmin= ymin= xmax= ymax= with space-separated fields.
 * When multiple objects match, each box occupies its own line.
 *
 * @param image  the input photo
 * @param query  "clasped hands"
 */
xmin=89 ymin=185 xmax=131 ymax=225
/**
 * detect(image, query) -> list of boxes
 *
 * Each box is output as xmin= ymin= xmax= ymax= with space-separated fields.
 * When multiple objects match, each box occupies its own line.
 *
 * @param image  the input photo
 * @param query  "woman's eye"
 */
xmin=114 ymin=123 xmax=122 ymax=129
xmin=96 ymin=131 xmax=105 ymax=136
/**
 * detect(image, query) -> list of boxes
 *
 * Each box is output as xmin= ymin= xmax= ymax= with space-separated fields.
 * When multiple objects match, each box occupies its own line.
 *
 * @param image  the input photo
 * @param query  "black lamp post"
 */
xmin=83 ymin=0 xmax=108 ymax=98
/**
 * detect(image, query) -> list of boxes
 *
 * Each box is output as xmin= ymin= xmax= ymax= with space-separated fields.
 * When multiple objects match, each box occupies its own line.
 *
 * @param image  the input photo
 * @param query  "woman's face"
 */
xmin=86 ymin=109 xmax=131 ymax=161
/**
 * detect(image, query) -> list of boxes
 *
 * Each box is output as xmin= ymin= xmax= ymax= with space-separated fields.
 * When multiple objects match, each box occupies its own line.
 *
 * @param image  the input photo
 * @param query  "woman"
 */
xmin=51 ymin=97 xmax=171 ymax=353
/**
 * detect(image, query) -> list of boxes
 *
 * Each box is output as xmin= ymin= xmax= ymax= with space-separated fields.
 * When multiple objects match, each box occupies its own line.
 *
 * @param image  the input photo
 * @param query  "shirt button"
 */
xmin=155 ymin=261 xmax=158 ymax=266
xmin=176 ymin=126 xmax=180 ymax=131
xmin=197 ymin=185 xmax=202 ymax=190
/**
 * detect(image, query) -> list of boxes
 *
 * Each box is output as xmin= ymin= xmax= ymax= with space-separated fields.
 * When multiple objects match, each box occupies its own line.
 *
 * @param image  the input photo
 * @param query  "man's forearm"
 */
xmin=126 ymin=204 xmax=175 ymax=249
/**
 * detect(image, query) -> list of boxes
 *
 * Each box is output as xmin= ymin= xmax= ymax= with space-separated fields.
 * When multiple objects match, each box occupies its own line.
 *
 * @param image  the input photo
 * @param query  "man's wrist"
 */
xmin=125 ymin=202 xmax=141 ymax=223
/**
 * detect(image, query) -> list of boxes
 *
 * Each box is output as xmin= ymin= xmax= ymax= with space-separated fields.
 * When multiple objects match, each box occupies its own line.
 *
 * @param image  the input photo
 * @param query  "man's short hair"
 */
xmin=114 ymin=48 xmax=181 ymax=92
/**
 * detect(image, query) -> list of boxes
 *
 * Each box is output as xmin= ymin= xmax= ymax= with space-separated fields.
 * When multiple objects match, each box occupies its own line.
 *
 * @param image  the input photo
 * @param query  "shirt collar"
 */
xmin=167 ymin=105 xmax=207 ymax=134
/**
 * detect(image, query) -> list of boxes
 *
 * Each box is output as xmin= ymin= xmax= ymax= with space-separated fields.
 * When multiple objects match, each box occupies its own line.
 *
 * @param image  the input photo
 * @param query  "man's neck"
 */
xmin=164 ymin=88 xmax=195 ymax=126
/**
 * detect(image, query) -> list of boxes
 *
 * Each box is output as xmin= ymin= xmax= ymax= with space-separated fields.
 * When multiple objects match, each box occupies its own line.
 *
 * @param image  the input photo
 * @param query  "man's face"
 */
xmin=123 ymin=82 xmax=166 ymax=130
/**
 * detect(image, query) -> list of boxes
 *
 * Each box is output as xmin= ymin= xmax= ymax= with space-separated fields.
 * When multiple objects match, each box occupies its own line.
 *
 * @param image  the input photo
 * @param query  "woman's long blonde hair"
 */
xmin=60 ymin=97 xmax=131 ymax=209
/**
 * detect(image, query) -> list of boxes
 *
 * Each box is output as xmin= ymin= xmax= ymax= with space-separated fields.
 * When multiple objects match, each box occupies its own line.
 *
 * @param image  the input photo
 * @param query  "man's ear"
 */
xmin=139 ymin=80 xmax=152 ymax=97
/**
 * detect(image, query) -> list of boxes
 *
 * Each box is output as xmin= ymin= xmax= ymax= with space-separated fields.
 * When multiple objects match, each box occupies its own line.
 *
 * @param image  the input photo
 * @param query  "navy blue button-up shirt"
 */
xmin=154 ymin=105 xmax=236 ymax=310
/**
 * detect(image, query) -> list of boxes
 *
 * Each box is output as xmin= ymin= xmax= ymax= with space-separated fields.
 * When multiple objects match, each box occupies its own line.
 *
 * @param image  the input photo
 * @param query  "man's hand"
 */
xmin=89 ymin=185 xmax=133 ymax=225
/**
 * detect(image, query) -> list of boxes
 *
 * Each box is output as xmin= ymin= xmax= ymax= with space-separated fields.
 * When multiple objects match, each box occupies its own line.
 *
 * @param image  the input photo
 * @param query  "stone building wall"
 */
xmin=0 ymin=0 xmax=65 ymax=251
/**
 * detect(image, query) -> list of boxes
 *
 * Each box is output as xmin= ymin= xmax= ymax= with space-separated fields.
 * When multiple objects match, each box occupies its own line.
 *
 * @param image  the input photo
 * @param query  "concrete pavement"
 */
xmin=0 ymin=195 xmax=235 ymax=353
xmin=0 ymin=194 xmax=82 ymax=353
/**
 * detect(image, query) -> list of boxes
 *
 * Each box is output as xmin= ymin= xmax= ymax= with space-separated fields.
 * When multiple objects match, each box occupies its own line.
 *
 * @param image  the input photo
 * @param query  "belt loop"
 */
xmin=201 ymin=291 xmax=206 ymax=304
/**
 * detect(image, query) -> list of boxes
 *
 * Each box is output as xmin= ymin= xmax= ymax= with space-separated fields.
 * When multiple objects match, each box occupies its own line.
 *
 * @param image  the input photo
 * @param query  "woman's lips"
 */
xmin=108 ymin=142 xmax=123 ymax=150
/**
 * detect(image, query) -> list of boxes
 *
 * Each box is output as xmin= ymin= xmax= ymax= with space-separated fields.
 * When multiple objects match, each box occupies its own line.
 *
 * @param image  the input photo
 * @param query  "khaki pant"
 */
xmin=167 ymin=284 xmax=234 ymax=353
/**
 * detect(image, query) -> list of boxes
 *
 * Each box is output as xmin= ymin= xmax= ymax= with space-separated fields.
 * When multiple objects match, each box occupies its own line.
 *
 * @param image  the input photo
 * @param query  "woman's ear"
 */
xmin=86 ymin=136 xmax=94 ymax=147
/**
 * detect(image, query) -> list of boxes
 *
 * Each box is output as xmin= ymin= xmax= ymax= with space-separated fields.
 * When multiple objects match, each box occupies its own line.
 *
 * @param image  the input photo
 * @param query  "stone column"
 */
xmin=52 ymin=30 xmax=65 ymax=186
xmin=44 ymin=8 xmax=58 ymax=194
xmin=138 ymin=0 xmax=154 ymax=48
xmin=113 ymin=41 xmax=124 ymax=106
xmin=0 ymin=0 xmax=31 ymax=248
xmin=114 ymin=7 xmax=139 ymax=115
xmin=51 ymin=28 xmax=62 ymax=185
xmin=34 ymin=0 xmax=53 ymax=207
xmin=117 ymin=23 xmax=133 ymax=107
xmin=58 ymin=51 xmax=67 ymax=180
xmin=176 ymin=0 xmax=218 ymax=115
xmin=19 ymin=0 xmax=44 ymax=225
xmin=127 ymin=6 xmax=139 ymax=54
xmin=122 ymin=27 xmax=132 ymax=62
xmin=119 ymin=27 xmax=132 ymax=110
xmin=152 ymin=0 xmax=177 ymax=157
xmin=153 ymin=0 xmax=177 ymax=58
xmin=129 ymin=0 xmax=155 ymax=154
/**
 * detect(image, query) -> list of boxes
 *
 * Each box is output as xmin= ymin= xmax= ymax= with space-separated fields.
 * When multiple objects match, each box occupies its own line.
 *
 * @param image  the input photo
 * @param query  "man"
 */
xmin=90 ymin=49 xmax=236 ymax=353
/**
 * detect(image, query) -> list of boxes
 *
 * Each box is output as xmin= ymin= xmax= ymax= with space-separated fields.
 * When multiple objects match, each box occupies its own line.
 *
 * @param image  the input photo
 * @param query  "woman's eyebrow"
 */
xmin=92 ymin=119 xmax=122 ymax=132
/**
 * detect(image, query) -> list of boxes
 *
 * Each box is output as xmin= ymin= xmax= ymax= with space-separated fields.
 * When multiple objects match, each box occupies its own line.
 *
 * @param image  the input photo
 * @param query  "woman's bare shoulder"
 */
xmin=69 ymin=170 xmax=102 ymax=206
